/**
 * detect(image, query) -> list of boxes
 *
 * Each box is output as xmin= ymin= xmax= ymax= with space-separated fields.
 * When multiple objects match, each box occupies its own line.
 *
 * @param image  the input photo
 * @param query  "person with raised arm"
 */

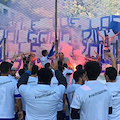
xmin=10 ymin=52 xmax=19 ymax=68
xmin=105 ymin=52 xmax=120 ymax=120
xmin=41 ymin=42 xmax=55 ymax=68
xmin=98 ymin=31 xmax=120 ymax=61
xmin=66 ymin=69 xmax=85 ymax=120
xmin=85 ymin=51 xmax=101 ymax=63
xmin=17 ymin=61 xmax=67 ymax=120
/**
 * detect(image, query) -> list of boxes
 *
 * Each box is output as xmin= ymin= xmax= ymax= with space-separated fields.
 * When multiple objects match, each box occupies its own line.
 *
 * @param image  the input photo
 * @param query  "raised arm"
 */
xmin=17 ymin=62 xmax=33 ymax=88
xmin=94 ymin=51 xmax=101 ymax=63
xmin=51 ymin=60 xmax=67 ymax=88
xmin=98 ymin=31 xmax=105 ymax=41
xmin=12 ymin=52 xmax=19 ymax=62
xmin=110 ymin=31 xmax=120 ymax=41
xmin=10 ymin=52 xmax=19 ymax=68
xmin=20 ymin=52 xmax=30 ymax=60
xmin=47 ymin=42 xmax=55 ymax=58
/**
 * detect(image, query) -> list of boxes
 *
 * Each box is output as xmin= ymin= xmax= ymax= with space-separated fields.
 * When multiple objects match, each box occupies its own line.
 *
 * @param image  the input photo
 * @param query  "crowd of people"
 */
xmin=0 ymin=41 xmax=120 ymax=120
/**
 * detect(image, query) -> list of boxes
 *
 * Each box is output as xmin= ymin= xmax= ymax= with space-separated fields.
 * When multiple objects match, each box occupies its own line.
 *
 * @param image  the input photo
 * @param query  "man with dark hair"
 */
xmin=41 ymin=43 xmax=55 ymax=68
xmin=84 ymin=61 xmax=101 ymax=80
xmin=105 ymin=53 xmax=120 ymax=120
xmin=71 ymin=61 xmax=110 ymax=120
xmin=22 ymin=65 xmax=39 ymax=120
xmin=105 ymin=67 xmax=117 ymax=82
xmin=0 ymin=62 xmax=23 ymax=119
xmin=71 ymin=64 xmax=83 ymax=84
xmin=66 ymin=69 xmax=85 ymax=120
xmin=19 ymin=69 xmax=25 ymax=77
xmin=66 ymin=69 xmax=85 ymax=105
xmin=28 ymin=65 xmax=39 ymax=85
xmin=17 ymin=61 xmax=67 ymax=120
xmin=37 ymin=68 xmax=53 ymax=84
xmin=73 ymin=70 xmax=85 ymax=84
xmin=76 ymin=64 xmax=83 ymax=71
xmin=0 ymin=62 xmax=10 ymax=74
xmin=8 ymin=67 xmax=20 ymax=119
xmin=42 ymin=50 xmax=48 ymax=56
xmin=31 ymin=65 xmax=38 ymax=76
xmin=44 ymin=63 xmax=51 ymax=69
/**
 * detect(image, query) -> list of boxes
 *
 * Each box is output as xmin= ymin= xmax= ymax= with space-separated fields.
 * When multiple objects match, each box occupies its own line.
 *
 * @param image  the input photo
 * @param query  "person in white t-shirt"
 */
xmin=44 ymin=61 xmax=64 ymax=119
xmin=8 ymin=67 xmax=21 ymax=119
xmin=66 ymin=69 xmax=85 ymax=106
xmin=17 ymin=61 xmax=67 ymax=120
xmin=66 ymin=69 xmax=85 ymax=120
xmin=72 ymin=64 xmax=83 ymax=85
xmin=28 ymin=65 xmax=38 ymax=85
xmin=41 ymin=43 xmax=55 ymax=68
xmin=63 ymin=63 xmax=73 ymax=86
xmin=105 ymin=67 xmax=120 ymax=120
xmin=53 ymin=60 xmax=65 ymax=120
xmin=51 ymin=69 xmax=58 ymax=87
xmin=0 ymin=62 xmax=23 ymax=120
xmin=71 ymin=61 xmax=111 ymax=120
xmin=22 ymin=65 xmax=39 ymax=119
xmin=98 ymin=31 xmax=120 ymax=61
xmin=9 ymin=67 xmax=18 ymax=81
xmin=44 ymin=63 xmax=58 ymax=87
xmin=104 ymin=52 xmax=120 ymax=120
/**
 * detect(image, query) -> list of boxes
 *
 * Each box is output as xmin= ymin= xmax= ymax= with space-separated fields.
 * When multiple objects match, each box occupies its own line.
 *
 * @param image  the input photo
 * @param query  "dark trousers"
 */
xmin=57 ymin=110 xmax=64 ymax=120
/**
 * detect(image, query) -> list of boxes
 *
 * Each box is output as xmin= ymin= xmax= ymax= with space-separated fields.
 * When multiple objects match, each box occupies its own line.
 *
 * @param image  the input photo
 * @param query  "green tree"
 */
xmin=62 ymin=0 xmax=120 ymax=18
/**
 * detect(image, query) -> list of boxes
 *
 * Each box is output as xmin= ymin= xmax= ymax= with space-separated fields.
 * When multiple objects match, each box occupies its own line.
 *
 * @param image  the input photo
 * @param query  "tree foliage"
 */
xmin=62 ymin=0 xmax=120 ymax=18
xmin=1 ymin=0 xmax=120 ymax=18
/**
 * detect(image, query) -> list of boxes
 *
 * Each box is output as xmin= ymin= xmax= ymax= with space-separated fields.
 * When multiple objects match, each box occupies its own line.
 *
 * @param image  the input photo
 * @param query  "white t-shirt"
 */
xmin=40 ymin=56 xmax=50 ymax=68
xmin=71 ymin=78 xmax=75 ymax=85
xmin=71 ymin=81 xmax=110 ymax=120
xmin=51 ymin=69 xmax=68 ymax=112
xmin=28 ymin=76 xmax=38 ymax=85
xmin=51 ymin=69 xmax=58 ymax=87
xmin=67 ymin=84 xmax=81 ymax=120
xmin=0 ymin=76 xmax=20 ymax=119
xmin=50 ymin=76 xmax=63 ymax=112
xmin=51 ymin=69 xmax=71 ymax=111
xmin=116 ymin=76 xmax=120 ymax=83
xmin=51 ymin=77 xmax=58 ymax=87
xmin=63 ymin=68 xmax=73 ymax=85
xmin=66 ymin=84 xmax=81 ymax=105
xmin=8 ymin=75 xmax=18 ymax=82
xmin=19 ymin=84 xmax=65 ymax=120
xmin=22 ymin=76 xmax=38 ymax=111
xmin=106 ymin=76 xmax=120 ymax=120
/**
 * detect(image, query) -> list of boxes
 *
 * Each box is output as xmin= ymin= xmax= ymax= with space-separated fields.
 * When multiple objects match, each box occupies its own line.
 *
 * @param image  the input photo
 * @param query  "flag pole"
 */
xmin=55 ymin=0 xmax=58 ymax=59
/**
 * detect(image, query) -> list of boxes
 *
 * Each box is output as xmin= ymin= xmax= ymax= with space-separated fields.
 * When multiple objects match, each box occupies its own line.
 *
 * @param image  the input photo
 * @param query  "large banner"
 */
xmin=0 ymin=15 xmax=120 ymax=71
